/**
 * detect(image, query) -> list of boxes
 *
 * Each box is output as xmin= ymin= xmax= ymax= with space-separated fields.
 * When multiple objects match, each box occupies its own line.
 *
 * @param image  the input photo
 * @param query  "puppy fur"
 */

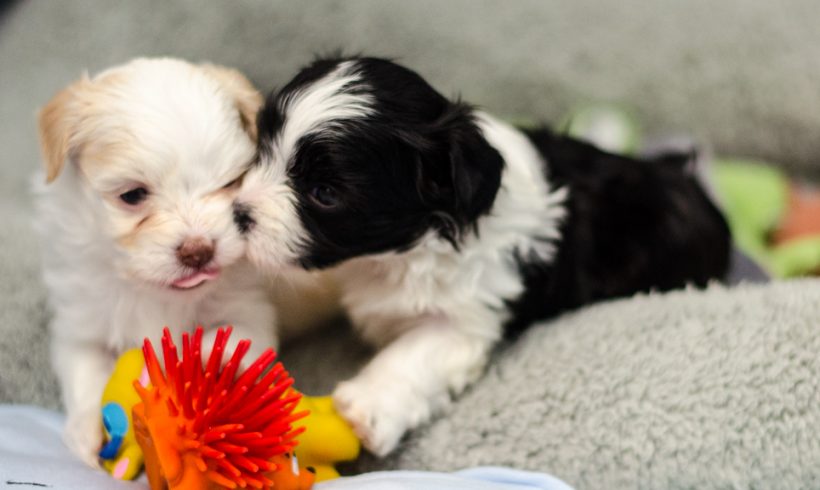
xmin=34 ymin=58 xmax=278 ymax=466
xmin=235 ymin=57 xmax=731 ymax=456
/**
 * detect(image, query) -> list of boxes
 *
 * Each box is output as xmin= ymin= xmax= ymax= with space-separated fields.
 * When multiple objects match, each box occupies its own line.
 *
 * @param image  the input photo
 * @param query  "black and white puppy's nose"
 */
xmin=233 ymin=202 xmax=255 ymax=234
xmin=176 ymin=237 xmax=214 ymax=269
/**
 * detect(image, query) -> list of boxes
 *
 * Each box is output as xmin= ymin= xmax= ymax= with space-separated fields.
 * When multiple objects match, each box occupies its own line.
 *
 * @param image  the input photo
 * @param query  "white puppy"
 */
xmin=33 ymin=58 xmax=278 ymax=467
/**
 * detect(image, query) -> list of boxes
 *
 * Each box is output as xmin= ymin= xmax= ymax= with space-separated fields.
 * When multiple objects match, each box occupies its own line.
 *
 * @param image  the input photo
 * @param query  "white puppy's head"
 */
xmin=37 ymin=58 xmax=262 ymax=293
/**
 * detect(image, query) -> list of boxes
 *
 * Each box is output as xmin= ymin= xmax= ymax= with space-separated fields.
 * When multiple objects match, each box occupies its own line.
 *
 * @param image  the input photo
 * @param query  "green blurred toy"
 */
xmin=713 ymin=160 xmax=820 ymax=277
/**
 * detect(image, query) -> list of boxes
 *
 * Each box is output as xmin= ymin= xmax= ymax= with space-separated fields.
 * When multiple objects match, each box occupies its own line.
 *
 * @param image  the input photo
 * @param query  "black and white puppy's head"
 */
xmin=235 ymin=57 xmax=504 ymax=270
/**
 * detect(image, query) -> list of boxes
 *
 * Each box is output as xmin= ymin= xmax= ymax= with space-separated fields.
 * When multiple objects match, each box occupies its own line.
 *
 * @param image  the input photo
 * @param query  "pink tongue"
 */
xmin=172 ymin=269 xmax=219 ymax=289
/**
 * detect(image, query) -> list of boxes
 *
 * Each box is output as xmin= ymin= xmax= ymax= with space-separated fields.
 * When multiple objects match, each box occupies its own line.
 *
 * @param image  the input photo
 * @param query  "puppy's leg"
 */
xmin=333 ymin=322 xmax=494 ymax=456
xmin=51 ymin=338 xmax=114 ymax=468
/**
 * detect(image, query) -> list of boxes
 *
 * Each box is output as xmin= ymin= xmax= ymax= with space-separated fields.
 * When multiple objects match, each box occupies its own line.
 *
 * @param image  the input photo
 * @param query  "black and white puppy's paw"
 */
xmin=333 ymin=377 xmax=430 ymax=457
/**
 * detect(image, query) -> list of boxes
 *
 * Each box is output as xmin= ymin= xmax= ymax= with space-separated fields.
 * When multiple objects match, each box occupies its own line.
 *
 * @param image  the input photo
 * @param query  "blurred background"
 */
xmin=3 ymin=0 xmax=820 ymax=401
xmin=5 ymin=0 xmax=820 ymax=199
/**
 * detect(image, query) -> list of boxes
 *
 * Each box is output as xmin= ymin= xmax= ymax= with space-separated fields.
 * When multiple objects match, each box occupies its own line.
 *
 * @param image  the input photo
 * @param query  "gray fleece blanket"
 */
xmin=5 ymin=259 xmax=820 ymax=489
xmin=3 ymin=1 xmax=820 ymax=489
xmin=284 ymin=280 xmax=820 ymax=489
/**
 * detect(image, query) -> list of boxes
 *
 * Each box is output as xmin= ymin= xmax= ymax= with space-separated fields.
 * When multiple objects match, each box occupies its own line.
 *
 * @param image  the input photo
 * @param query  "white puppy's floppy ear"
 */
xmin=199 ymin=63 xmax=263 ymax=141
xmin=37 ymin=76 xmax=90 ymax=183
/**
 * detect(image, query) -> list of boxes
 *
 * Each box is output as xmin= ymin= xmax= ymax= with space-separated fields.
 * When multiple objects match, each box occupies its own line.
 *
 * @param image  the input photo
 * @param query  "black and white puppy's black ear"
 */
xmin=413 ymin=103 xmax=504 ymax=245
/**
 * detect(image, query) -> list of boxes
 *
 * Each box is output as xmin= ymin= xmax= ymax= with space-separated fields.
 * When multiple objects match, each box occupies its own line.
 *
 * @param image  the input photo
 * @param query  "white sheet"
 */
xmin=0 ymin=405 xmax=572 ymax=490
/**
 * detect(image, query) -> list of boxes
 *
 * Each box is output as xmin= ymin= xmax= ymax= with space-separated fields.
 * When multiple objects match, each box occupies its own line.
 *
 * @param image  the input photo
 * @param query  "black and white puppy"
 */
xmin=234 ymin=56 xmax=731 ymax=456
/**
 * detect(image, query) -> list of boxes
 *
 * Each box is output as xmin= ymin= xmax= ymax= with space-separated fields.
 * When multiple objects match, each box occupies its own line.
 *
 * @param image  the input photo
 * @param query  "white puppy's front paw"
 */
xmin=333 ymin=378 xmax=432 ymax=457
xmin=63 ymin=409 xmax=104 ymax=468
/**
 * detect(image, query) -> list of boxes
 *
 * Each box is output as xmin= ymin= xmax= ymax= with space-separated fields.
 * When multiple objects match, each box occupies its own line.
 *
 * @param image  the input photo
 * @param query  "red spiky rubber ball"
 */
xmin=133 ymin=326 xmax=313 ymax=490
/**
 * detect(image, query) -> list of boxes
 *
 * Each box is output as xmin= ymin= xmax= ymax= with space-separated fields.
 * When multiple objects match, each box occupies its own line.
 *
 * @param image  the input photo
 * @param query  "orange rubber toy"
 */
xmin=133 ymin=327 xmax=315 ymax=490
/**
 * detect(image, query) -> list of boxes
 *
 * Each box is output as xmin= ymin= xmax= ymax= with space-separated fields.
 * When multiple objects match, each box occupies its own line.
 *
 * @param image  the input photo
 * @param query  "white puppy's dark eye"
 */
xmin=119 ymin=187 xmax=149 ymax=206
xmin=309 ymin=185 xmax=340 ymax=209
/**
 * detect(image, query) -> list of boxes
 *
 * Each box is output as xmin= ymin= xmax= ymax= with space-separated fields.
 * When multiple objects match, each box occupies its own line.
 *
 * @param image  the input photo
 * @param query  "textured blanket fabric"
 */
xmin=0 ymin=198 xmax=58 ymax=409
xmin=5 ymin=280 xmax=820 ymax=490
xmin=354 ymin=279 xmax=820 ymax=489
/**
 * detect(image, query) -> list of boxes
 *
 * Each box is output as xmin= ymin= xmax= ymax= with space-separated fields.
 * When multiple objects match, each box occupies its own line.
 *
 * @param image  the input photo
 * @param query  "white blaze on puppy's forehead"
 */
xmin=274 ymin=61 xmax=374 ymax=163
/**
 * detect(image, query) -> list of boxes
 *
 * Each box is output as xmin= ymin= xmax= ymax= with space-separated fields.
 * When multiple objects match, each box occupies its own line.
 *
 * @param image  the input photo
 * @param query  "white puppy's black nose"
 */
xmin=176 ymin=237 xmax=214 ymax=269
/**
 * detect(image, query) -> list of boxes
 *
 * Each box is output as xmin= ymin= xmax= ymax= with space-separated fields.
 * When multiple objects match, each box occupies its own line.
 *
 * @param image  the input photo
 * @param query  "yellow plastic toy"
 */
xmin=99 ymin=348 xmax=147 ymax=480
xmin=293 ymin=396 xmax=360 ymax=481
xmin=98 ymin=328 xmax=360 ymax=486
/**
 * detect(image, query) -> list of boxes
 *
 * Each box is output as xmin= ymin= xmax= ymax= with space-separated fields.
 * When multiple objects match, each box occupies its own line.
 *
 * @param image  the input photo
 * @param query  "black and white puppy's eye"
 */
xmin=309 ymin=185 xmax=341 ymax=209
xmin=119 ymin=187 xmax=149 ymax=206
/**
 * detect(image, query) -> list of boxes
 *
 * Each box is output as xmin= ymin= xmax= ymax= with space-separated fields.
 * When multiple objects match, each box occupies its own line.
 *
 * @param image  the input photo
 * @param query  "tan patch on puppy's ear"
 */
xmin=37 ymin=76 xmax=91 ymax=183
xmin=200 ymin=63 xmax=263 ymax=141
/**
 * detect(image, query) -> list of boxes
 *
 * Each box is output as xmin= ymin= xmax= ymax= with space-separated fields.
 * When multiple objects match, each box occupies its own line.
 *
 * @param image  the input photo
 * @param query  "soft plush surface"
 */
xmin=356 ymin=279 xmax=820 ymax=489
xmin=0 ymin=201 xmax=56 ymax=408
xmin=2 ymin=2 xmax=820 ymax=489
xmin=5 ymin=280 xmax=820 ymax=490
xmin=7 ymin=279 xmax=820 ymax=490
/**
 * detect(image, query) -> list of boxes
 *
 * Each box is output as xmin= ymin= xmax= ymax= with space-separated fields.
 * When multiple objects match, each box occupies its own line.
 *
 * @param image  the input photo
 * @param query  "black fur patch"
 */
xmin=504 ymin=129 xmax=731 ymax=334
xmin=267 ymin=57 xmax=504 ymax=268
